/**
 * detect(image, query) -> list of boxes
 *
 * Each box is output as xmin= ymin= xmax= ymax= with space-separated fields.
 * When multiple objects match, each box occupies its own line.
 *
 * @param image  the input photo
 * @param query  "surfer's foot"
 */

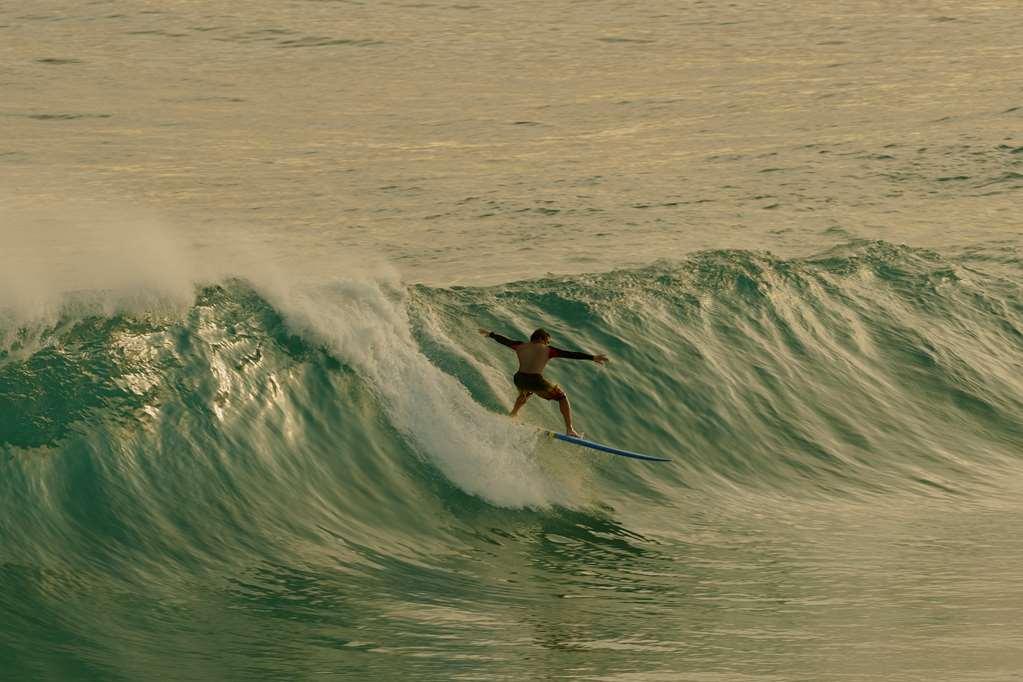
xmin=566 ymin=428 xmax=581 ymax=437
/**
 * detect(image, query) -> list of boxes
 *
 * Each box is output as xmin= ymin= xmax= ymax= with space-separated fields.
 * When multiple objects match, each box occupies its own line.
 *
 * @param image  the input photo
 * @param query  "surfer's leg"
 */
xmin=510 ymin=391 xmax=531 ymax=417
xmin=556 ymin=395 xmax=580 ymax=437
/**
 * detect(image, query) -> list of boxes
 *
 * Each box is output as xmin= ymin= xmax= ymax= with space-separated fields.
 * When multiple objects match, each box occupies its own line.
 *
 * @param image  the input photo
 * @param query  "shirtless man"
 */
xmin=479 ymin=327 xmax=608 ymax=437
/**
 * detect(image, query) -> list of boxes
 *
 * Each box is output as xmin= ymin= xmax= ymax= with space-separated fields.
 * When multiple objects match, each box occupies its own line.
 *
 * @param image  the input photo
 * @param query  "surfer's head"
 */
xmin=530 ymin=328 xmax=551 ymax=344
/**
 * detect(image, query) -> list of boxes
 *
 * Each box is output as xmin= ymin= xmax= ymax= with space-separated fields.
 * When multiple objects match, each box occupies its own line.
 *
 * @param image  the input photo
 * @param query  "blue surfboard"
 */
xmin=544 ymin=430 xmax=670 ymax=462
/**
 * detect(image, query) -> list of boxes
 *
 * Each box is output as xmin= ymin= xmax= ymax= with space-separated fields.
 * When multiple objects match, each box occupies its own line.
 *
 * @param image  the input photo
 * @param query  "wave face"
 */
xmin=3 ymin=241 xmax=1023 ymax=680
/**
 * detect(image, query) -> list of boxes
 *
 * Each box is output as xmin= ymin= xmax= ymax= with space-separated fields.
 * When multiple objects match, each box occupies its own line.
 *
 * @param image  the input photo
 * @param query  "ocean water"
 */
xmin=2 ymin=1 xmax=1022 ymax=680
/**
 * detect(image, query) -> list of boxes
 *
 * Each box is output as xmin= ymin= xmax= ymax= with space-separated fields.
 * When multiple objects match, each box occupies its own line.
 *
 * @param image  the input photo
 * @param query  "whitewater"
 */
xmin=2 ymin=1 xmax=1022 ymax=680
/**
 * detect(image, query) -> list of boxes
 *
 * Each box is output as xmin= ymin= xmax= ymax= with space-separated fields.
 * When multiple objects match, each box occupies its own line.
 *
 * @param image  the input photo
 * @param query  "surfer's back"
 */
xmin=514 ymin=342 xmax=551 ymax=374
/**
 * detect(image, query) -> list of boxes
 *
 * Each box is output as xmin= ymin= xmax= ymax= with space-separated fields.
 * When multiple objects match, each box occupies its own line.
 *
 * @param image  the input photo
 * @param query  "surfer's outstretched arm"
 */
xmin=549 ymin=346 xmax=609 ymax=365
xmin=478 ymin=328 xmax=523 ymax=349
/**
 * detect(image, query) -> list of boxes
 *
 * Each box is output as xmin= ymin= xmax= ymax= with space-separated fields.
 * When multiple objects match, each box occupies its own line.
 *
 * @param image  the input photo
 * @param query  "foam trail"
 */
xmin=259 ymin=272 xmax=571 ymax=508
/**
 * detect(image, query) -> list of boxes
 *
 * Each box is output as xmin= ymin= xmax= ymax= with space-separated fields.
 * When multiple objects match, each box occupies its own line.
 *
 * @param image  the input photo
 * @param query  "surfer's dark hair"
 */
xmin=530 ymin=328 xmax=551 ymax=342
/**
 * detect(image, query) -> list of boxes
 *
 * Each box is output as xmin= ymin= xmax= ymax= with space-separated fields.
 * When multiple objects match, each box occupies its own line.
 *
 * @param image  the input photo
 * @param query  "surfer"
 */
xmin=479 ymin=327 xmax=608 ymax=437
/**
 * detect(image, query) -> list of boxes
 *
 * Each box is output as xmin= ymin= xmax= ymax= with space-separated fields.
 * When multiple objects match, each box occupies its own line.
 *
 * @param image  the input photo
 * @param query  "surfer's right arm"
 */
xmin=478 ymin=328 xmax=523 ymax=349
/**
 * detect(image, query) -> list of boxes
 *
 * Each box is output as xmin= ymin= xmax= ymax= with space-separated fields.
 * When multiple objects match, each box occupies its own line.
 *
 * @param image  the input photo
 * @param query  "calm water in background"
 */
xmin=3 ymin=0 xmax=1020 ymax=284
xmin=2 ymin=1 xmax=1022 ymax=680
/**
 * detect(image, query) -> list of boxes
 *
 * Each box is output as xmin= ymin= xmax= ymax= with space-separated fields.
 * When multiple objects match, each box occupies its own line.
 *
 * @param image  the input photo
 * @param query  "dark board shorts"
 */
xmin=513 ymin=372 xmax=566 ymax=400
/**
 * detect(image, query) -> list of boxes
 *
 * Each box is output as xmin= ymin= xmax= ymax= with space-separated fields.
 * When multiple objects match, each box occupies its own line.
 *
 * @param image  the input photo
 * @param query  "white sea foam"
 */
xmin=256 ymin=267 xmax=578 ymax=509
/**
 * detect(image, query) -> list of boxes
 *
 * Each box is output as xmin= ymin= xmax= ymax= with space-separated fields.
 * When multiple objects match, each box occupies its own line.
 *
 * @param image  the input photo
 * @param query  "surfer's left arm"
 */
xmin=478 ymin=328 xmax=523 ymax=349
xmin=549 ymin=346 xmax=609 ymax=365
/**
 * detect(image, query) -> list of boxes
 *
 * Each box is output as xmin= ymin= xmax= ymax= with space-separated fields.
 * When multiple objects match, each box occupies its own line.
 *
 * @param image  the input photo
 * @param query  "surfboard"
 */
xmin=544 ymin=430 xmax=670 ymax=462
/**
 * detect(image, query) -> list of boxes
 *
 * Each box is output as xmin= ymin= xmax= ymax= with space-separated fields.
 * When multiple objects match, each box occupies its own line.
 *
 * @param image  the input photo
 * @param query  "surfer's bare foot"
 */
xmin=566 ymin=428 xmax=581 ymax=437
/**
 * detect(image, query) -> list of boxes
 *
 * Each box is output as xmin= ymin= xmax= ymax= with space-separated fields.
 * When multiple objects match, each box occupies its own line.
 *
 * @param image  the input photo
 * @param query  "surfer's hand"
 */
xmin=478 ymin=328 xmax=490 ymax=336
xmin=593 ymin=354 xmax=609 ymax=365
